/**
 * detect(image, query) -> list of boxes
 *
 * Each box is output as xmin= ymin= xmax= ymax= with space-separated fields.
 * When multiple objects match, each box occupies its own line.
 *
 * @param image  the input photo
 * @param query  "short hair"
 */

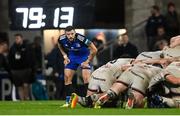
xmin=0 ymin=38 xmax=7 ymax=45
xmin=152 ymin=5 xmax=160 ymax=11
xmin=65 ymin=26 xmax=75 ymax=32
xmin=157 ymin=26 xmax=165 ymax=30
xmin=116 ymin=32 xmax=128 ymax=39
xmin=14 ymin=33 xmax=23 ymax=38
xmin=168 ymin=2 xmax=175 ymax=8
xmin=121 ymin=32 xmax=128 ymax=36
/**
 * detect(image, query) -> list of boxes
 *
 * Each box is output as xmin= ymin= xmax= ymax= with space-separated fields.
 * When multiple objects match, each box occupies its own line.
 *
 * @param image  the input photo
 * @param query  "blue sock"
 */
xmin=66 ymin=96 xmax=70 ymax=104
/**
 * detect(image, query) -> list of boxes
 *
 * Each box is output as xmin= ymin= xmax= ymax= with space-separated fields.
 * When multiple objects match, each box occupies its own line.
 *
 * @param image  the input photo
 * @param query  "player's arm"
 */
xmin=170 ymin=56 xmax=180 ymax=62
xmin=76 ymin=34 xmax=97 ymax=67
xmin=141 ymin=58 xmax=173 ymax=67
xmin=58 ymin=43 xmax=70 ymax=65
xmin=162 ymin=56 xmax=180 ymax=63
xmin=121 ymin=64 xmax=133 ymax=71
xmin=164 ymin=74 xmax=180 ymax=85
xmin=134 ymin=58 xmax=163 ymax=66
xmin=170 ymin=35 xmax=180 ymax=48
xmin=81 ymin=42 xmax=97 ymax=68
xmin=87 ymin=42 xmax=98 ymax=62
xmin=149 ymin=71 xmax=180 ymax=89
xmin=81 ymin=41 xmax=97 ymax=68
xmin=58 ymin=43 xmax=66 ymax=57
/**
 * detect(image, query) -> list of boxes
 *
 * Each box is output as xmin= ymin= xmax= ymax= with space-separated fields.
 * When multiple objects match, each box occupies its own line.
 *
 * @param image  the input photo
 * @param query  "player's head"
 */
xmin=14 ymin=33 xmax=23 ymax=45
xmin=0 ymin=39 xmax=8 ymax=53
xmin=151 ymin=5 xmax=160 ymax=16
xmin=122 ymin=32 xmax=129 ymax=41
xmin=168 ymin=2 xmax=175 ymax=13
xmin=65 ymin=26 xmax=76 ymax=41
xmin=118 ymin=33 xmax=129 ymax=45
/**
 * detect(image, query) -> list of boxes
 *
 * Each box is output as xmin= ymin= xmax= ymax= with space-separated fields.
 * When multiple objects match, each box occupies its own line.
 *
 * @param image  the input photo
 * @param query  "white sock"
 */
xmin=162 ymin=97 xmax=175 ymax=107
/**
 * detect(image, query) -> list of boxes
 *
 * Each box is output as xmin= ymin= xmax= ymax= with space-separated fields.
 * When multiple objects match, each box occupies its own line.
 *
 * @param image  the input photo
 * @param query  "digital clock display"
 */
xmin=9 ymin=0 xmax=95 ymax=30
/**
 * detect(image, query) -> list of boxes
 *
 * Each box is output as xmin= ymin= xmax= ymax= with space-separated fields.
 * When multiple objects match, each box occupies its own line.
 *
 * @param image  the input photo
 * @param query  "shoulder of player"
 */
xmin=58 ymin=34 xmax=66 ymax=41
xmin=76 ymin=33 xmax=86 ymax=42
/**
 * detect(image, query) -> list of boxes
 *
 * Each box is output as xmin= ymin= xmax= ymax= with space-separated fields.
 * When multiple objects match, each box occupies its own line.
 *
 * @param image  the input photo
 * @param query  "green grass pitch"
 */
xmin=0 ymin=100 xmax=179 ymax=115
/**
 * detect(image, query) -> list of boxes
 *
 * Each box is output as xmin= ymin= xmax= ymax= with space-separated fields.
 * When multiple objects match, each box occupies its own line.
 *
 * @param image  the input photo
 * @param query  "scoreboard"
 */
xmin=9 ymin=0 xmax=95 ymax=30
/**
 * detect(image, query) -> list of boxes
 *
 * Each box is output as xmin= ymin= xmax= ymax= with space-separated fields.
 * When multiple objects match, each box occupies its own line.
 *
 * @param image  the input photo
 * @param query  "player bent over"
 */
xmin=58 ymin=26 xmax=97 ymax=107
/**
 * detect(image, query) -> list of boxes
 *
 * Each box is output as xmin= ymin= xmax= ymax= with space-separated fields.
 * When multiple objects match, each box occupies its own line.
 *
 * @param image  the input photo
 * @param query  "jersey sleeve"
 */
xmin=77 ymin=34 xmax=92 ymax=46
xmin=58 ymin=34 xmax=66 ymax=45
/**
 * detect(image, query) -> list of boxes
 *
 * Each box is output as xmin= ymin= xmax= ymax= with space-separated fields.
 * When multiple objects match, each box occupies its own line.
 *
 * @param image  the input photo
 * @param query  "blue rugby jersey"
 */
xmin=58 ymin=33 xmax=91 ymax=58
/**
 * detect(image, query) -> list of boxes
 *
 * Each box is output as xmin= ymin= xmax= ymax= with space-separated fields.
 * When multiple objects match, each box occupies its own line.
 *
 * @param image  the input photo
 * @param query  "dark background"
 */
xmin=94 ymin=0 xmax=125 ymax=28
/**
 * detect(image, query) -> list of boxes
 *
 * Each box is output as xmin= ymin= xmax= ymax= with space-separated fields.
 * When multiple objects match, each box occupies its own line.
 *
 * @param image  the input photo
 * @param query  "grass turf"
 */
xmin=0 ymin=100 xmax=179 ymax=115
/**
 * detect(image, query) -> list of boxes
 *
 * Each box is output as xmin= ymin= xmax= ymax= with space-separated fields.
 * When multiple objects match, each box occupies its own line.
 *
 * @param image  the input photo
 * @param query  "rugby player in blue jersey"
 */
xmin=58 ymin=26 xmax=97 ymax=107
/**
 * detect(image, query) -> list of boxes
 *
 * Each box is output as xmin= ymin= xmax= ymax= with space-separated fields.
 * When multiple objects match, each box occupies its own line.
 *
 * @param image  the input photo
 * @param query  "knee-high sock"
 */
xmin=82 ymin=83 xmax=88 ymax=97
xmin=65 ymin=84 xmax=74 ymax=104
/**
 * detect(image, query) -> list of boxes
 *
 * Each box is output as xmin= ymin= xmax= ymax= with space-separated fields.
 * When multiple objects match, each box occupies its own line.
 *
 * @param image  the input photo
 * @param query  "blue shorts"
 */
xmin=65 ymin=56 xmax=91 ymax=70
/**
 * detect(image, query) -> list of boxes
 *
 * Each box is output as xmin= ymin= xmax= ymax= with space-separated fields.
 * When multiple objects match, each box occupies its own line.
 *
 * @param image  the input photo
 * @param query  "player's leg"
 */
xmin=71 ymin=92 xmax=100 ymax=108
xmin=126 ymin=83 xmax=147 ymax=109
xmin=75 ymin=79 xmax=114 ymax=108
xmin=62 ymin=68 xmax=75 ymax=107
xmin=168 ymin=96 xmax=180 ymax=108
xmin=11 ymin=70 xmax=25 ymax=100
xmin=82 ymin=68 xmax=91 ymax=96
xmin=128 ymin=65 xmax=153 ymax=108
xmin=72 ymin=73 xmax=107 ymax=108
xmin=17 ymin=86 xmax=25 ymax=100
xmin=23 ymin=69 xmax=33 ymax=100
xmin=95 ymin=82 xmax=127 ymax=107
xmin=148 ymin=94 xmax=178 ymax=108
xmin=71 ymin=84 xmax=104 ymax=108
xmin=23 ymin=83 xmax=30 ymax=100
xmin=71 ymin=70 xmax=116 ymax=108
xmin=126 ymin=90 xmax=145 ymax=109
xmin=82 ymin=68 xmax=91 ymax=84
xmin=71 ymin=73 xmax=100 ymax=108
xmin=133 ymin=91 xmax=145 ymax=107
xmin=161 ymin=96 xmax=177 ymax=107
xmin=153 ymin=96 xmax=180 ymax=108
xmin=94 ymin=70 xmax=132 ymax=108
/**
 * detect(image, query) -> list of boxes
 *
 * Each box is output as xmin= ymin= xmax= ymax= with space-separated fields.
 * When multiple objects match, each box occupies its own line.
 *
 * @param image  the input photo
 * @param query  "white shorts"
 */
xmin=88 ymin=71 xmax=115 ymax=93
xmin=116 ymin=68 xmax=150 ymax=95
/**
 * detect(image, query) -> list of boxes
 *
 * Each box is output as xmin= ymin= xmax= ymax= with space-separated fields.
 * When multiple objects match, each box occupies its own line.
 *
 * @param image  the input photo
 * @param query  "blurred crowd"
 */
xmin=146 ymin=2 xmax=180 ymax=51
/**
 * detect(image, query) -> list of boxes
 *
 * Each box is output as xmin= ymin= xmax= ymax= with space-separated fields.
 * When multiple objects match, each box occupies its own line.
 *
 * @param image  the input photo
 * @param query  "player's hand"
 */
xmin=159 ymin=59 xmax=169 ymax=68
xmin=81 ymin=61 xmax=90 ymax=68
xmin=121 ymin=64 xmax=131 ymax=71
xmin=64 ymin=59 xmax=70 ymax=65
xmin=132 ymin=59 xmax=143 ymax=64
xmin=163 ymin=46 xmax=169 ymax=50
xmin=63 ymin=55 xmax=70 ymax=65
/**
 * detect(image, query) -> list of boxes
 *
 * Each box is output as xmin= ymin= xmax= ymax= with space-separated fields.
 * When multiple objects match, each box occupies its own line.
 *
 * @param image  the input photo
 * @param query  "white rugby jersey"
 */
xmin=136 ymin=51 xmax=163 ymax=60
xmin=166 ymin=62 xmax=180 ymax=77
xmin=163 ymin=46 xmax=180 ymax=58
xmin=131 ymin=64 xmax=163 ymax=81
xmin=92 ymin=58 xmax=133 ymax=80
